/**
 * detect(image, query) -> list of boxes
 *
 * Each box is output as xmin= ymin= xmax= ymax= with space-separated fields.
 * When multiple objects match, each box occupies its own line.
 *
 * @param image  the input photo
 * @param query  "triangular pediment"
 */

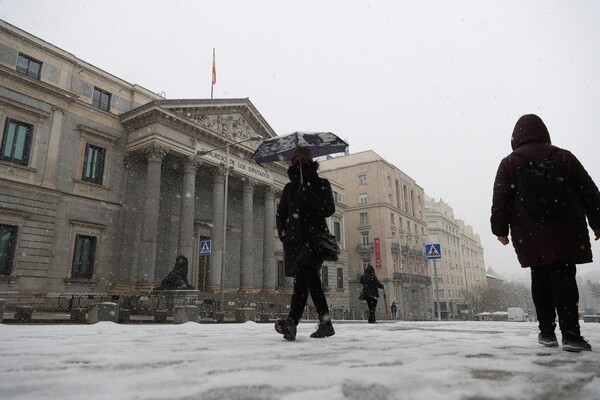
xmin=158 ymin=98 xmax=277 ymax=142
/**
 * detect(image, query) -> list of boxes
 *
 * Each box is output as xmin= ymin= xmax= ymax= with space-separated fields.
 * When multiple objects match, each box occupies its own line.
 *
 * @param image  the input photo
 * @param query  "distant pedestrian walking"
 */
xmin=360 ymin=264 xmax=384 ymax=323
xmin=491 ymin=114 xmax=600 ymax=352
xmin=391 ymin=302 xmax=398 ymax=320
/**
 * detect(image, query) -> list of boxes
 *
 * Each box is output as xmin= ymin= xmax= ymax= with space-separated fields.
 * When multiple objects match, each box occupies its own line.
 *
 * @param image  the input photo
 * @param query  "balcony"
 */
xmin=356 ymin=243 xmax=374 ymax=253
xmin=393 ymin=272 xmax=432 ymax=285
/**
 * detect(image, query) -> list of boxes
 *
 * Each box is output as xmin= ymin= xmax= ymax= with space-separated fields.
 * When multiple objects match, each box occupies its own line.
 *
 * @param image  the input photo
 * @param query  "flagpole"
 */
xmin=211 ymin=48 xmax=216 ymax=99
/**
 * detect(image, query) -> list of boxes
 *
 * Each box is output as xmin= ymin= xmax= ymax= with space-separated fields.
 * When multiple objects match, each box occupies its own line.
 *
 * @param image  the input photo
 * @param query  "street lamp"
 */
xmin=197 ymin=135 xmax=262 ymax=312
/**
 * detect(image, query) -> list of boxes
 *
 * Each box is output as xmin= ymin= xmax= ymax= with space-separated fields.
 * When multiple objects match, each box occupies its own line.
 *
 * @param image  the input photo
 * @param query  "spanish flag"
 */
xmin=212 ymin=48 xmax=216 ymax=85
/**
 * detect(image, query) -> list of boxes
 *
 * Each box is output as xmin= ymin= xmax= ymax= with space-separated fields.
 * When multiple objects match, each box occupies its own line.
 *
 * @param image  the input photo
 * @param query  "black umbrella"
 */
xmin=250 ymin=131 xmax=348 ymax=164
xmin=251 ymin=131 xmax=348 ymax=183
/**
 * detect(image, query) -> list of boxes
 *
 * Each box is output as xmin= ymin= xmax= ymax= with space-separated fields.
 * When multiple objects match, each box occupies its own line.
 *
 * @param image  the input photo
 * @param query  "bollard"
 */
xmin=154 ymin=310 xmax=168 ymax=323
xmin=258 ymin=313 xmax=270 ymax=323
xmin=87 ymin=302 xmax=118 ymax=324
xmin=118 ymin=309 xmax=131 ymax=324
xmin=235 ymin=308 xmax=256 ymax=323
xmin=15 ymin=306 xmax=33 ymax=323
xmin=174 ymin=305 xmax=199 ymax=324
xmin=70 ymin=308 xmax=87 ymax=323
xmin=214 ymin=311 xmax=225 ymax=323
xmin=0 ymin=298 xmax=6 ymax=322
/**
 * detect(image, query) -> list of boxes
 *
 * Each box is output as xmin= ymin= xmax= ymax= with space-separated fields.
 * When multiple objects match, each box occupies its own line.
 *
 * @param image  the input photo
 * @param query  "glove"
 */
xmin=297 ymin=183 xmax=309 ymax=198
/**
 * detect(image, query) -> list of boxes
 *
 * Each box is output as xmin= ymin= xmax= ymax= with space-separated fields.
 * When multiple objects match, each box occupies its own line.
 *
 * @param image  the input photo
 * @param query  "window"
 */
xmin=16 ymin=53 xmax=42 ymax=79
xmin=321 ymin=266 xmax=329 ymax=287
xmin=71 ymin=235 xmax=96 ymax=279
xmin=361 ymin=231 xmax=370 ymax=246
xmin=359 ymin=212 xmax=368 ymax=224
xmin=359 ymin=193 xmax=368 ymax=203
xmin=337 ymin=268 xmax=344 ymax=289
xmin=82 ymin=144 xmax=106 ymax=184
xmin=1 ymin=118 xmax=33 ymax=165
xmin=387 ymin=174 xmax=391 ymax=186
xmin=333 ymin=221 xmax=342 ymax=242
xmin=358 ymin=174 xmax=367 ymax=185
xmin=0 ymin=224 xmax=18 ymax=275
xmin=92 ymin=87 xmax=111 ymax=112
xmin=391 ymin=213 xmax=395 ymax=225
xmin=277 ymin=260 xmax=285 ymax=288
xmin=332 ymin=191 xmax=342 ymax=202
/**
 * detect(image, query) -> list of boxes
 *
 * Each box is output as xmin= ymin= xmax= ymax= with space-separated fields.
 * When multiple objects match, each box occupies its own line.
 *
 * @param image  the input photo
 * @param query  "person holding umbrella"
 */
xmin=274 ymin=147 xmax=336 ymax=340
xmin=360 ymin=264 xmax=384 ymax=323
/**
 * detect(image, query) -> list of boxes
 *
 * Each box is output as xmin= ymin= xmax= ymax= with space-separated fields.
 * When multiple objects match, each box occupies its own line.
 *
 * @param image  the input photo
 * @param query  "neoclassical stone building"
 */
xmin=0 ymin=20 xmax=350 ymax=311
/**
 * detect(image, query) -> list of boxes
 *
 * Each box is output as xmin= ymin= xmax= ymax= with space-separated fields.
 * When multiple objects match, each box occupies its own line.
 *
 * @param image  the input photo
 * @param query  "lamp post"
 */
xmin=197 ymin=135 xmax=262 ymax=312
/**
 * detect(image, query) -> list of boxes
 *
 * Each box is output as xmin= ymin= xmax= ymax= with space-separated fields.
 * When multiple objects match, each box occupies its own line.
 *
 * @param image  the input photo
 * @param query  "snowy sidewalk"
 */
xmin=1 ymin=321 xmax=599 ymax=400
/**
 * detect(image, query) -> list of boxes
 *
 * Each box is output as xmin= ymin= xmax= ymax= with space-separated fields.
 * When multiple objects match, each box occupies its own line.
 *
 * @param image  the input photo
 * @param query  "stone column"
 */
xmin=137 ymin=144 xmax=167 ymax=290
xmin=239 ymin=180 xmax=256 ymax=292
xmin=206 ymin=172 xmax=225 ymax=292
xmin=178 ymin=157 xmax=199 ymax=266
xmin=262 ymin=186 xmax=277 ymax=292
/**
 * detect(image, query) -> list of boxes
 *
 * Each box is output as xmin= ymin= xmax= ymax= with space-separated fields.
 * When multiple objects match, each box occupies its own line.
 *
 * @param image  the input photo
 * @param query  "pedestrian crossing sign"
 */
xmin=425 ymin=244 xmax=442 ymax=259
xmin=200 ymin=240 xmax=212 ymax=255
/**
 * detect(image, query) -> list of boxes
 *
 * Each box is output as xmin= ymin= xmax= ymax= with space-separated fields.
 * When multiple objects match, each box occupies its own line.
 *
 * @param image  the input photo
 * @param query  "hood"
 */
xmin=511 ymin=114 xmax=551 ymax=150
xmin=365 ymin=265 xmax=375 ymax=274
xmin=287 ymin=161 xmax=319 ymax=183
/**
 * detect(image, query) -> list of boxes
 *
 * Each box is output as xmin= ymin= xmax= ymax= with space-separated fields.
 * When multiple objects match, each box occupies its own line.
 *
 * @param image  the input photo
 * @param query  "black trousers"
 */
xmin=530 ymin=262 xmax=580 ymax=334
xmin=288 ymin=251 xmax=329 ymax=325
xmin=366 ymin=297 xmax=378 ymax=322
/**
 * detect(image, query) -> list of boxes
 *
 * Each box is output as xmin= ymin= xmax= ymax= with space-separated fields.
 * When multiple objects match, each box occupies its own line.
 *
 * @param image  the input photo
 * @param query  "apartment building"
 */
xmin=320 ymin=151 xmax=433 ymax=320
xmin=425 ymin=197 xmax=487 ymax=319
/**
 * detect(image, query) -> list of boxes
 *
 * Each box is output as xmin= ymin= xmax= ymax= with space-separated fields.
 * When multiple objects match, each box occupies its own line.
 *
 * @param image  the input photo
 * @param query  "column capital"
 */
xmin=144 ymin=144 xmax=168 ymax=162
xmin=262 ymin=185 xmax=279 ymax=198
xmin=243 ymin=179 xmax=257 ymax=192
xmin=182 ymin=155 xmax=201 ymax=174
xmin=213 ymin=173 xmax=225 ymax=184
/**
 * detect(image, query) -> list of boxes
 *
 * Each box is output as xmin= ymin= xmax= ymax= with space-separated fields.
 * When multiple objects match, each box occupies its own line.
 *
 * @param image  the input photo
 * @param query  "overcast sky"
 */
xmin=2 ymin=0 xmax=600 ymax=280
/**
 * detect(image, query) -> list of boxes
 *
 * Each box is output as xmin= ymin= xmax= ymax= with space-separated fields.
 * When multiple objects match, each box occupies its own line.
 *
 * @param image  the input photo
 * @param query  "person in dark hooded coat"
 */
xmin=491 ymin=114 xmax=600 ymax=352
xmin=360 ymin=264 xmax=384 ymax=323
xmin=274 ymin=148 xmax=336 ymax=341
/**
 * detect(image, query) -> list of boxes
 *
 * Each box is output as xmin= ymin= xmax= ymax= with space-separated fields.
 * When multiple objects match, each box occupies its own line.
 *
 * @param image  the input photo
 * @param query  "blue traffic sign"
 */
xmin=425 ymin=244 xmax=442 ymax=259
xmin=200 ymin=240 xmax=212 ymax=255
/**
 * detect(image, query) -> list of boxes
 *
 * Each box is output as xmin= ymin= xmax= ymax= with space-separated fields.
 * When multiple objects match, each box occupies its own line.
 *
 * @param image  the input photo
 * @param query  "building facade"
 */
xmin=0 ymin=20 xmax=349 ymax=312
xmin=320 ymin=151 xmax=433 ymax=320
xmin=424 ymin=197 xmax=487 ymax=319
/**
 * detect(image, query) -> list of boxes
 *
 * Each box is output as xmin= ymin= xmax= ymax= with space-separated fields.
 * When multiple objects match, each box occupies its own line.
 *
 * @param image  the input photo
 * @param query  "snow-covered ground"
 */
xmin=1 ymin=320 xmax=599 ymax=400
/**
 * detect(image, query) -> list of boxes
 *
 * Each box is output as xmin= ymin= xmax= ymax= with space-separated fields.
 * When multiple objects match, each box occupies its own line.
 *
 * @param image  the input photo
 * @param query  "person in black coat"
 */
xmin=360 ymin=264 xmax=384 ymax=323
xmin=491 ymin=114 xmax=600 ymax=352
xmin=274 ymin=148 xmax=336 ymax=341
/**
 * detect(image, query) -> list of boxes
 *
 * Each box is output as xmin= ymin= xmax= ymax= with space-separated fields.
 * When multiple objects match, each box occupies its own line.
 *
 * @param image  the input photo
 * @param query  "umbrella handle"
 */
xmin=300 ymin=163 xmax=303 ymax=183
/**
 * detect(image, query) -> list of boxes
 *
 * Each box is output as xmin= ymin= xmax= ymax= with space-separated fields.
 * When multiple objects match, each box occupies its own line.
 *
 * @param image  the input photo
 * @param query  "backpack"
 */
xmin=511 ymin=149 xmax=571 ymax=220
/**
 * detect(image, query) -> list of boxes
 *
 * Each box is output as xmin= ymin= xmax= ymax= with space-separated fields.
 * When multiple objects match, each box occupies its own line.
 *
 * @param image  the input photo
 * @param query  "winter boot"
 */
xmin=310 ymin=321 xmax=335 ymax=338
xmin=537 ymin=322 xmax=558 ymax=347
xmin=275 ymin=318 xmax=297 ymax=341
xmin=537 ymin=331 xmax=558 ymax=347
xmin=562 ymin=331 xmax=592 ymax=352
